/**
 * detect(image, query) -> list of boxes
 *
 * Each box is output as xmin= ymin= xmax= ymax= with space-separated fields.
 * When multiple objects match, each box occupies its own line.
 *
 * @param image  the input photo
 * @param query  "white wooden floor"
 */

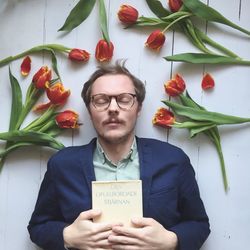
xmin=0 ymin=0 xmax=250 ymax=249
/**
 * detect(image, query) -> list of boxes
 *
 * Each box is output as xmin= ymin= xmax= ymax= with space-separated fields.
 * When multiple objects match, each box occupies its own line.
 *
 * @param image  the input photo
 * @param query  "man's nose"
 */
xmin=108 ymin=97 xmax=119 ymax=111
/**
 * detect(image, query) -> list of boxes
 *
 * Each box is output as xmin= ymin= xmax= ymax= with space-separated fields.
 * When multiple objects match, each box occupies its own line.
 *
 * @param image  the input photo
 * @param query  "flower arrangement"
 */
xmin=0 ymin=57 xmax=80 ymax=172
xmin=153 ymin=74 xmax=250 ymax=192
xmin=117 ymin=0 xmax=250 ymax=66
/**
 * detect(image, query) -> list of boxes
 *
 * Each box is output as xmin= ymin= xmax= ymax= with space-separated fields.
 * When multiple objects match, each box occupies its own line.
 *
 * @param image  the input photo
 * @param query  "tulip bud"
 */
xmin=168 ymin=0 xmax=183 ymax=12
xmin=46 ymin=82 xmax=70 ymax=105
xmin=152 ymin=108 xmax=175 ymax=128
xmin=118 ymin=4 xmax=139 ymax=25
xmin=32 ymin=66 xmax=52 ymax=89
xmin=68 ymin=48 xmax=90 ymax=62
xmin=145 ymin=30 xmax=166 ymax=50
xmin=95 ymin=39 xmax=114 ymax=62
xmin=202 ymin=73 xmax=215 ymax=90
xmin=164 ymin=74 xmax=186 ymax=96
xmin=55 ymin=110 xmax=80 ymax=129
xmin=21 ymin=56 xmax=31 ymax=76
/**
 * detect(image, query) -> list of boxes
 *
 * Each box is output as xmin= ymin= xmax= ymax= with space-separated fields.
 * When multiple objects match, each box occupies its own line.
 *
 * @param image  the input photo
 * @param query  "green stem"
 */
xmin=23 ymin=106 xmax=56 ymax=131
xmin=205 ymin=129 xmax=228 ymax=192
xmin=194 ymin=27 xmax=241 ymax=59
xmin=0 ymin=44 xmax=71 ymax=67
xmin=181 ymin=19 xmax=214 ymax=54
xmin=162 ymin=13 xmax=193 ymax=33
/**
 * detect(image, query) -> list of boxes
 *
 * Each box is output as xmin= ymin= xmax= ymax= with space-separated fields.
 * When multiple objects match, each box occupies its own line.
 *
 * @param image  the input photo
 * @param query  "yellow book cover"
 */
xmin=92 ymin=180 xmax=143 ymax=227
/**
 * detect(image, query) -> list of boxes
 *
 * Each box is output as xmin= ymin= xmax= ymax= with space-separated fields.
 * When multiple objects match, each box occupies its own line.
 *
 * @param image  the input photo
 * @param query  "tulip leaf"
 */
xmin=183 ymin=0 xmax=250 ymax=36
xmin=189 ymin=124 xmax=216 ymax=138
xmin=164 ymin=53 xmax=250 ymax=65
xmin=50 ymin=50 xmax=61 ymax=80
xmin=99 ymin=0 xmax=110 ymax=42
xmin=58 ymin=0 xmax=96 ymax=32
xmin=8 ymin=68 xmax=23 ymax=130
xmin=163 ymin=100 xmax=250 ymax=125
xmin=0 ymin=130 xmax=64 ymax=149
xmin=146 ymin=0 xmax=171 ymax=18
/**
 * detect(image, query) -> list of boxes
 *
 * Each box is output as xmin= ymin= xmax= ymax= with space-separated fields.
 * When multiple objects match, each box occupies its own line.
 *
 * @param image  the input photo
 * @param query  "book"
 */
xmin=92 ymin=180 xmax=143 ymax=227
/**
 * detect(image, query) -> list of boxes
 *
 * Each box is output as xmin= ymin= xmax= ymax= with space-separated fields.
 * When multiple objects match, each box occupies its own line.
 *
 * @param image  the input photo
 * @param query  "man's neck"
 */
xmin=98 ymin=136 xmax=135 ymax=164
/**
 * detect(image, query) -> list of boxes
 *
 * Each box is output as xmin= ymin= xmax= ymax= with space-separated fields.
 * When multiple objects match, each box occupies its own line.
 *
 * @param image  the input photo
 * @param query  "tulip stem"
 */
xmin=0 ymin=44 xmax=71 ymax=68
xmin=162 ymin=12 xmax=193 ymax=34
xmin=205 ymin=129 xmax=228 ymax=192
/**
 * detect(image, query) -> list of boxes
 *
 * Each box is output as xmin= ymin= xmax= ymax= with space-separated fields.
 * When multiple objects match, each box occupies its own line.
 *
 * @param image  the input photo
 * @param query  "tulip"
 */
xmin=32 ymin=66 xmax=52 ymax=89
xmin=168 ymin=0 xmax=183 ymax=12
xmin=118 ymin=4 xmax=139 ymax=25
xmin=34 ymin=82 xmax=70 ymax=111
xmin=164 ymin=74 xmax=186 ymax=96
xmin=152 ymin=108 xmax=175 ymax=128
xmin=95 ymin=39 xmax=114 ymax=62
xmin=20 ymin=56 xmax=31 ymax=76
xmin=68 ymin=48 xmax=90 ymax=62
xmin=202 ymin=73 xmax=215 ymax=90
xmin=55 ymin=110 xmax=79 ymax=129
xmin=145 ymin=30 xmax=166 ymax=50
xmin=46 ymin=82 xmax=70 ymax=105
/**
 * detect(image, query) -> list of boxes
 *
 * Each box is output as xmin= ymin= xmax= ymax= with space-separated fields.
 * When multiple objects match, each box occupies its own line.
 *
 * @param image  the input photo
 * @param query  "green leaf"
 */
xmin=146 ymin=0 xmax=171 ymax=18
xmin=189 ymin=124 xmax=216 ymax=137
xmin=0 ymin=130 xmax=64 ymax=148
xmin=183 ymin=0 xmax=250 ymax=36
xmin=162 ymin=100 xmax=250 ymax=125
xmin=164 ymin=53 xmax=250 ymax=65
xmin=99 ymin=0 xmax=110 ymax=42
xmin=58 ymin=0 xmax=96 ymax=32
xmin=8 ymin=68 xmax=23 ymax=130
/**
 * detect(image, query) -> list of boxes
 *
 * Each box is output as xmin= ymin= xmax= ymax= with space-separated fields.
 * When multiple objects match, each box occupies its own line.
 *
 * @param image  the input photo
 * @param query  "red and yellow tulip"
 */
xmin=145 ymin=30 xmax=166 ymax=50
xmin=55 ymin=110 xmax=79 ymax=129
xmin=152 ymin=108 xmax=175 ymax=128
xmin=118 ymin=4 xmax=138 ymax=25
xmin=164 ymin=74 xmax=186 ymax=96
xmin=95 ymin=39 xmax=114 ymax=62
xmin=32 ymin=66 xmax=52 ymax=89
xmin=68 ymin=48 xmax=90 ymax=62
xmin=168 ymin=0 xmax=183 ymax=12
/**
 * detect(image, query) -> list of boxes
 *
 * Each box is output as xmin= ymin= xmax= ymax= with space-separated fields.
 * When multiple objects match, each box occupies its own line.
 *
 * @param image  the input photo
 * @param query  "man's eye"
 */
xmin=118 ymin=96 xmax=131 ymax=103
xmin=95 ymin=97 xmax=109 ymax=104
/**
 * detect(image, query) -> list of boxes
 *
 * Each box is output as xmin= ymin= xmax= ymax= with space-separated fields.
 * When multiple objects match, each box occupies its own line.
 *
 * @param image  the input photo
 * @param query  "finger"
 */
xmin=108 ymin=234 xmax=140 ymax=245
xmin=112 ymin=226 xmax=139 ymax=237
xmin=79 ymin=209 xmax=102 ymax=220
xmin=131 ymin=217 xmax=155 ymax=227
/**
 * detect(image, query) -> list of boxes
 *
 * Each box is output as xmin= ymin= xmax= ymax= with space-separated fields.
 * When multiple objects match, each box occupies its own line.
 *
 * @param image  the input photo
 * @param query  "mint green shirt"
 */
xmin=93 ymin=139 xmax=140 ymax=181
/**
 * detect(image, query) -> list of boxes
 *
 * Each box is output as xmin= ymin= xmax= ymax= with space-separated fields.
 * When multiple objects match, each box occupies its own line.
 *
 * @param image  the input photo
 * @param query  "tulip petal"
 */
xmin=21 ymin=56 xmax=31 ymax=76
xmin=202 ymin=73 xmax=215 ymax=90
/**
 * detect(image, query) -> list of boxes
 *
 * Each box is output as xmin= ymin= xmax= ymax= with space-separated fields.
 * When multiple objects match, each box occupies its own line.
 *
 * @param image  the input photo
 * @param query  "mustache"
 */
xmin=103 ymin=118 xmax=124 ymax=125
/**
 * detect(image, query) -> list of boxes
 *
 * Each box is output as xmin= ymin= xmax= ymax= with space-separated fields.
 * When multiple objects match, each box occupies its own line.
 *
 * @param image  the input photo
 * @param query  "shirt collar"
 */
xmin=96 ymin=138 xmax=137 ymax=165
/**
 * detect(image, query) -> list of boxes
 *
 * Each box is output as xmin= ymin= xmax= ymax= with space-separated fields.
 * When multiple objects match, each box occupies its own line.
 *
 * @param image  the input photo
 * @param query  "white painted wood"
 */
xmin=0 ymin=0 xmax=250 ymax=249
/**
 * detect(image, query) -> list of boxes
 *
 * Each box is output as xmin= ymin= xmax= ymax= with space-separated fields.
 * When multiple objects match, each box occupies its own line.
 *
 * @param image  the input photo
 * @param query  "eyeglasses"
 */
xmin=91 ymin=93 xmax=137 ymax=111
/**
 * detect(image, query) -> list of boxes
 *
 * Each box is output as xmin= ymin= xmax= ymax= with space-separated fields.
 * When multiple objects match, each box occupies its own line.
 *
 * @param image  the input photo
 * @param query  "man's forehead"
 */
xmin=92 ymin=74 xmax=134 ymax=92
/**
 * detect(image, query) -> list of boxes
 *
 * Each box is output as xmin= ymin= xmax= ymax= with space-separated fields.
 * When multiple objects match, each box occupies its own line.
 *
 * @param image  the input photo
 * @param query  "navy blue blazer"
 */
xmin=28 ymin=137 xmax=210 ymax=250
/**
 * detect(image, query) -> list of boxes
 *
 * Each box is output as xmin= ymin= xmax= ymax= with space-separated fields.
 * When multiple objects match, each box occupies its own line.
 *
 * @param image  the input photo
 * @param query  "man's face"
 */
xmin=89 ymin=74 xmax=141 ymax=145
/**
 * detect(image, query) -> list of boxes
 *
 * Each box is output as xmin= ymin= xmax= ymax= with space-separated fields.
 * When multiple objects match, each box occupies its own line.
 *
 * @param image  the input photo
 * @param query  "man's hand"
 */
xmin=63 ymin=209 xmax=119 ymax=250
xmin=108 ymin=217 xmax=178 ymax=250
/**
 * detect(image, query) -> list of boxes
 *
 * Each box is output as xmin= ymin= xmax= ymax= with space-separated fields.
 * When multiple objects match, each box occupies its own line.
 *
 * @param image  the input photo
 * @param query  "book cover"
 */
xmin=92 ymin=180 xmax=143 ymax=227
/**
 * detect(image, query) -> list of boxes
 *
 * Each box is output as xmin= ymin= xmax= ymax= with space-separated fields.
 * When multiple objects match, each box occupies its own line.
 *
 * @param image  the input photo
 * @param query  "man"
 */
xmin=28 ymin=61 xmax=210 ymax=250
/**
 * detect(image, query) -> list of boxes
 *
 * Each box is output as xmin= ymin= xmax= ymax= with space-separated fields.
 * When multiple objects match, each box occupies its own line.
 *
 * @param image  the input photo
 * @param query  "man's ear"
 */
xmin=137 ymin=105 xmax=142 ymax=117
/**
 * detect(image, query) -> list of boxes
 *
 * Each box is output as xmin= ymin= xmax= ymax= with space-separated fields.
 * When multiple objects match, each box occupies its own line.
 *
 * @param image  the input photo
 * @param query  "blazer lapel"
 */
xmin=136 ymin=137 xmax=153 ymax=215
xmin=79 ymin=138 xmax=97 ymax=192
